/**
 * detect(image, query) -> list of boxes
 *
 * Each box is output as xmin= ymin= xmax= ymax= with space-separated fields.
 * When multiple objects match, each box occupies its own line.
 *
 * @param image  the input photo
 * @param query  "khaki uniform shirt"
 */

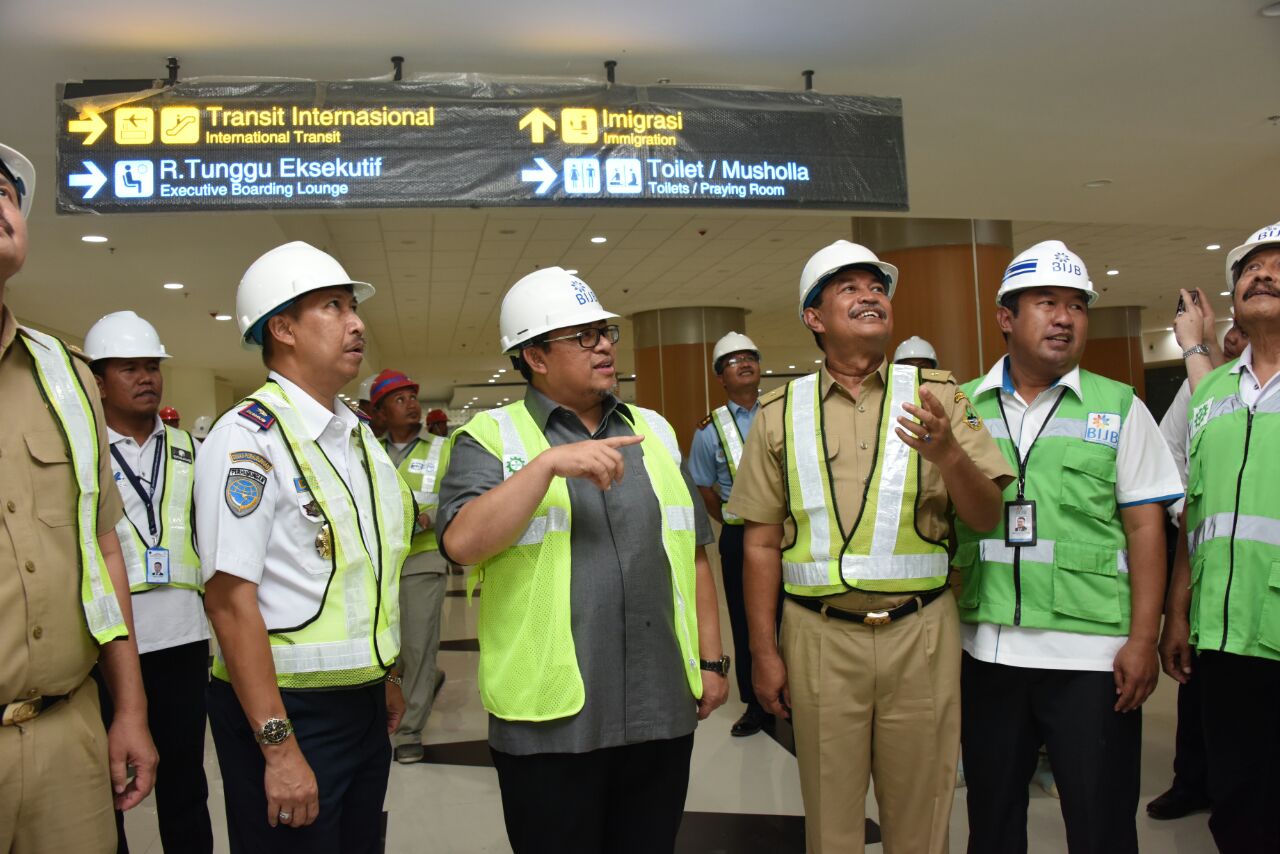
xmin=0 ymin=306 xmax=123 ymax=701
xmin=725 ymin=361 xmax=1012 ymax=607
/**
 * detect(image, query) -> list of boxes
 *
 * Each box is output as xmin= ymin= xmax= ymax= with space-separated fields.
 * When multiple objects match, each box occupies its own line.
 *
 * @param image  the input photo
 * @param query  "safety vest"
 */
xmin=781 ymin=366 xmax=949 ymax=597
xmin=387 ymin=434 xmax=450 ymax=555
xmin=456 ymin=400 xmax=701 ymax=722
xmin=953 ymin=370 xmax=1134 ymax=636
xmin=114 ymin=426 xmax=202 ymax=593
xmin=18 ymin=327 xmax=127 ymax=645
xmin=1185 ymin=363 xmax=1280 ymax=662
xmin=711 ymin=405 xmax=746 ymax=526
xmin=212 ymin=381 xmax=413 ymax=689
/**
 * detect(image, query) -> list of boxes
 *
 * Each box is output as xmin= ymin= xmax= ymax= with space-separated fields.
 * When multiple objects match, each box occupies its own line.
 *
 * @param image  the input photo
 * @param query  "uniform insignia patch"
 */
xmin=1084 ymin=412 xmax=1121 ymax=448
xmin=170 ymin=446 xmax=193 ymax=464
xmin=504 ymin=454 xmax=526 ymax=475
xmin=237 ymin=402 xmax=276 ymax=430
xmin=230 ymin=450 xmax=273 ymax=471
xmin=1190 ymin=399 xmax=1213 ymax=438
xmin=698 ymin=413 xmax=713 ymax=429
xmin=293 ymin=476 xmax=311 ymax=493
xmin=225 ymin=467 xmax=268 ymax=517
xmin=956 ymin=391 xmax=984 ymax=430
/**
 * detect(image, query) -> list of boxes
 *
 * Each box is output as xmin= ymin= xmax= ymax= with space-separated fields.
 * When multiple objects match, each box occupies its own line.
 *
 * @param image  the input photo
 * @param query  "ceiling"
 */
xmin=2 ymin=0 xmax=1277 ymax=406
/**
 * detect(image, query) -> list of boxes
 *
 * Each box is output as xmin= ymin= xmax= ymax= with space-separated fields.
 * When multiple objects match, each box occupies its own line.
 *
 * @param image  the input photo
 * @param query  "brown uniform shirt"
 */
xmin=0 ymin=306 xmax=123 ymax=702
xmin=725 ymin=361 xmax=1012 ymax=605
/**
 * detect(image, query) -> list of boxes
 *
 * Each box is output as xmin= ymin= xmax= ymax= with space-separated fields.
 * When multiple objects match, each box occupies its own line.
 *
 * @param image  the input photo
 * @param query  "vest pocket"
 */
xmin=24 ymin=430 xmax=75 ymax=527
xmin=1257 ymin=562 xmax=1280 ymax=654
xmin=952 ymin=541 xmax=981 ymax=610
xmin=1059 ymin=445 xmax=1118 ymax=522
xmin=1051 ymin=541 xmax=1122 ymax=625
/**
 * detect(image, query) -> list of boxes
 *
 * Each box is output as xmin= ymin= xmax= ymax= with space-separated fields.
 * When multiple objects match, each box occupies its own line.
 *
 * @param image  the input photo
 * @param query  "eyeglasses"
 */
xmin=720 ymin=354 xmax=759 ymax=369
xmin=543 ymin=324 xmax=621 ymax=349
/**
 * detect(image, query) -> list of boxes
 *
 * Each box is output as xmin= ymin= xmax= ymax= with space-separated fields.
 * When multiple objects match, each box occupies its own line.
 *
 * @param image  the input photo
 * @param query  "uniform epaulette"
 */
xmin=921 ymin=368 xmax=956 ymax=384
xmin=759 ymin=385 xmax=788 ymax=407
xmin=65 ymin=343 xmax=92 ymax=363
xmin=697 ymin=412 xmax=714 ymax=429
xmin=237 ymin=402 xmax=276 ymax=430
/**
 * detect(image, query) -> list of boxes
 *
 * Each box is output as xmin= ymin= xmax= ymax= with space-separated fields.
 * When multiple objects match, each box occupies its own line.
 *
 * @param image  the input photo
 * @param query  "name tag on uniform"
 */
xmin=407 ymin=459 xmax=428 ymax=474
xmin=1005 ymin=500 xmax=1037 ymax=548
xmin=1084 ymin=412 xmax=1121 ymax=448
xmin=146 ymin=547 xmax=171 ymax=584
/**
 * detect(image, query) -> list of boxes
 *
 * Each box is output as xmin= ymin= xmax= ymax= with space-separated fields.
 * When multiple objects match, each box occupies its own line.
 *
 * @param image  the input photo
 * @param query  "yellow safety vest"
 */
xmin=782 ymin=366 xmax=949 ymax=597
xmin=387 ymin=434 xmax=450 ymax=555
xmin=711 ymin=405 xmax=746 ymax=525
xmin=212 ymin=381 xmax=413 ymax=689
xmin=19 ymin=327 xmax=128 ymax=644
xmin=456 ymin=401 xmax=701 ymax=722
xmin=115 ymin=425 xmax=202 ymax=593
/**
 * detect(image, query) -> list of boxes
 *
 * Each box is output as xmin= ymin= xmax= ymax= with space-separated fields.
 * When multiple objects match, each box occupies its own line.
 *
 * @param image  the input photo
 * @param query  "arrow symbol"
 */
xmin=521 ymin=157 xmax=557 ymax=196
xmin=68 ymin=161 xmax=108 ymax=199
xmin=67 ymin=111 xmax=108 ymax=146
xmin=518 ymin=108 xmax=555 ymax=144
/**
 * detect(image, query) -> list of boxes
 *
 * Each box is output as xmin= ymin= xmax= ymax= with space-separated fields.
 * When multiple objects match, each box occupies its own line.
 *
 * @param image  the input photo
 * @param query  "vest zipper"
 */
xmin=1013 ymin=549 xmax=1023 ymax=625
xmin=1221 ymin=407 xmax=1254 ymax=650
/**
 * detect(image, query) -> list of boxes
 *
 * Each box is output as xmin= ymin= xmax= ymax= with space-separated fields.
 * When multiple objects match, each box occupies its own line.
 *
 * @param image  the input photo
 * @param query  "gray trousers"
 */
xmin=393 ymin=554 xmax=448 ymax=747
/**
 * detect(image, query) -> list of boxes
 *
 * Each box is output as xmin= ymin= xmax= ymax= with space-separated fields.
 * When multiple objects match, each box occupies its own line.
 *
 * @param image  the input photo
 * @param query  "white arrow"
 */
xmin=68 ymin=161 xmax=108 ymax=199
xmin=521 ymin=157 xmax=557 ymax=196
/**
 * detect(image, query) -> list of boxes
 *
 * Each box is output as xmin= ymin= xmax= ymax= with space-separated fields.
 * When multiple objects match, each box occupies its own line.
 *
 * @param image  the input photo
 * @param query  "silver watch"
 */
xmin=254 ymin=717 xmax=294 ymax=746
xmin=1182 ymin=344 xmax=1211 ymax=360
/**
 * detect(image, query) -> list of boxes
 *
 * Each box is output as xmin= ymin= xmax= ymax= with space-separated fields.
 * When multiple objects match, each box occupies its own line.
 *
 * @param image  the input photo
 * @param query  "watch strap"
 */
xmin=699 ymin=655 xmax=730 ymax=675
xmin=1182 ymin=344 xmax=1211 ymax=360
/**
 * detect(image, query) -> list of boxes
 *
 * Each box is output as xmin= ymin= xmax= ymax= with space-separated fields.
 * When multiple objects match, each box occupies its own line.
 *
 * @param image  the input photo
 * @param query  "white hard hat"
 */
xmin=236 ymin=241 xmax=374 ymax=349
xmin=0 ymin=143 xmax=35 ymax=218
xmin=1226 ymin=221 xmax=1280 ymax=291
xmin=84 ymin=311 xmax=170 ymax=362
xmin=798 ymin=240 xmax=898 ymax=320
xmin=499 ymin=267 xmax=618 ymax=354
xmin=893 ymin=336 xmax=938 ymax=367
xmin=357 ymin=374 xmax=377 ymax=402
xmin=712 ymin=331 xmax=760 ymax=369
xmin=192 ymin=415 xmax=213 ymax=440
xmin=995 ymin=240 xmax=1097 ymax=306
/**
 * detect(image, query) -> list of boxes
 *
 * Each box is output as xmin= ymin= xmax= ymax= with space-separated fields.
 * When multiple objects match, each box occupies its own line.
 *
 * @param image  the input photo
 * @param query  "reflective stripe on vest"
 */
xmin=116 ymin=426 xmax=202 ymax=592
xmin=712 ymin=405 xmax=745 ymax=524
xmin=20 ymin=328 xmax=127 ymax=644
xmin=967 ymin=538 xmax=1130 ymax=573
xmin=457 ymin=401 xmax=701 ymax=721
xmin=394 ymin=435 xmax=448 ymax=555
xmin=782 ymin=368 xmax=948 ymax=595
xmin=212 ymin=381 xmax=412 ymax=688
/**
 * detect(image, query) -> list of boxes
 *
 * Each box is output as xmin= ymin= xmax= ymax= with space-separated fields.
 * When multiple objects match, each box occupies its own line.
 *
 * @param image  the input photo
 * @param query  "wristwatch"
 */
xmin=699 ymin=655 xmax=731 ymax=676
xmin=254 ymin=717 xmax=294 ymax=746
xmin=385 ymin=672 xmax=403 ymax=686
xmin=1182 ymin=344 xmax=1211 ymax=360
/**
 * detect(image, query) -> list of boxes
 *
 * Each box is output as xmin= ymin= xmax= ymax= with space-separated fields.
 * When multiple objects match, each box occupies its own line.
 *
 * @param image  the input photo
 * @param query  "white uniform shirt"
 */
xmin=1158 ymin=379 xmax=1192 ymax=521
xmin=962 ymin=360 xmax=1184 ymax=671
xmin=194 ymin=372 xmax=379 ymax=629
xmin=1230 ymin=344 xmax=1280 ymax=409
xmin=107 ymin=418 xmax=209 ymax=655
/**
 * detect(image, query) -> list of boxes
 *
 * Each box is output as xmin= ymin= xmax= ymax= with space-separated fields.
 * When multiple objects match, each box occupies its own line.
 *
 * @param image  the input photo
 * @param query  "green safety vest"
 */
xmin=781 ymin=366 xmax=949 ymax=597
xmin=953 ymin=369 xmax=1134 ymax=636
xmin=711 ymin=405 xmax=745 ymax=526
xmin=212 ymin=381 xmax=413 ymax=689
xmin=115 ymin=425 xmax=202 ymax=593
xmin=19 ymin=327 xmax=128 ymax=645
xmin=386 ymin=434 xmax=450 ymax=555
xmin=1185 ymin=362 xmax=1280 ymax=662
xmin=456 ymin=400 xmax=701 ymax=722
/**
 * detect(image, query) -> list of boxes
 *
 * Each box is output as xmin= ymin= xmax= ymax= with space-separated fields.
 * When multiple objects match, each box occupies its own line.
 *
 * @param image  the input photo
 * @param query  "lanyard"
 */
xmin=996 ymin=388 xmax=1066 ymax=501
xmin=111 ymin=434 xmax=164 ymax=540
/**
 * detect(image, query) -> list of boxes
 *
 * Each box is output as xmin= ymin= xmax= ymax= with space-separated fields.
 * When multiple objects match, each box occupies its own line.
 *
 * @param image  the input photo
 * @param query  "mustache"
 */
xmin=848 ymin=305 xmax=886 ymax=320
xmin=1243 ymin=282 xmax=1280 ymax=301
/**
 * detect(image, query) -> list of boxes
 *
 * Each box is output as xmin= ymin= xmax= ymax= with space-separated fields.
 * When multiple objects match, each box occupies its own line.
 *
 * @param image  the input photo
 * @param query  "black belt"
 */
xmin=1 ymin=693 xmax=69 ymax=727
xmin=788 ymin=586 xmax=947 ymax=627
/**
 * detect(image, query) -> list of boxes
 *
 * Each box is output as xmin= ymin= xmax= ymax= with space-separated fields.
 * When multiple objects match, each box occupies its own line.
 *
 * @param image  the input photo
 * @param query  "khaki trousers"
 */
xmin=0 ymin=681 xmax=115 ymax=854
xmin=782 ymin=591 xmax=961 ymax=854
xmin=393 ymin=556 xmax=448 ymax=747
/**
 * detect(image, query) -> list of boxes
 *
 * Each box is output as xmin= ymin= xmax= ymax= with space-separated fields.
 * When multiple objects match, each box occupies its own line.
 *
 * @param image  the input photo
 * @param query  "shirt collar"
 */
xmin=1229 ymin=344 xmax=1252 ymax=375
xmin=107 ymin=416 xmax=165 ymax=447
xmin=522 ymin=384 xmax=623 ymax=433
xmin=0 ymin=306 xmax=16 ymax=359
xmin=973 ymin=356 xmax=1082 ymax=402
xmin=725 ymin=397 xmax=760 ymax=417
xmin=818 ymin=358 xmax=887 ymax=399
xmin=269 ymin=371 xmax=358 ymax=441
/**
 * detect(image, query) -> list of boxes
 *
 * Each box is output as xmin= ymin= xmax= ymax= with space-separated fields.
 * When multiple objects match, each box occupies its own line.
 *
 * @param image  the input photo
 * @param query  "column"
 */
xmin=1079 ymin=306 xmax=1146 ymax=398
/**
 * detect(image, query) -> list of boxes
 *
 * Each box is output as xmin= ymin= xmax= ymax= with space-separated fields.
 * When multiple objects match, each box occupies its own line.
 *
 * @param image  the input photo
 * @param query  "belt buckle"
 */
xmin=863 ymin=610 xmax=892 ymax=627
xmin=2 ymin=701 xmax=38 ymax=726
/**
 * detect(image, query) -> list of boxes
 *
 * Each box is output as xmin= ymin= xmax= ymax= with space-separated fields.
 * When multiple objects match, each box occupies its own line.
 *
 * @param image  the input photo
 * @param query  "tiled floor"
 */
xmin=124 ymin=560 xmax=1219 ymax=853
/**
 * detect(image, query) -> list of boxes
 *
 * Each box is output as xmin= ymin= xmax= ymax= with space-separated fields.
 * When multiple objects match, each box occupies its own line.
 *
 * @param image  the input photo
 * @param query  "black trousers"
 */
xmin=96 ymin=639 xmax=214 ymax=854
xmin=1170 ymin=662 xmax=1209 ymax=797
xmin=491 ymin=733 xmax=694 ymax=854
xmin=1198 ymin=649 xmax=1280 ymax=853
xmin=961 ymin=653 xmax=1141 ymax=854
xmin=208 ymin=678 xmax=390 ymax=854
xmin=718 ymin=523 xmax=759 ymax=713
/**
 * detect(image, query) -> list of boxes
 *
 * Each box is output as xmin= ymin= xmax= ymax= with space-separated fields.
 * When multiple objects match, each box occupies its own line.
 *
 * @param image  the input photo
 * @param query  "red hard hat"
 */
xmin=426 ymin=408 xmax=448 ymax=425
xmin=369 ymin=369 xmax=418 ymax=409
xmin=158 ymin=406 xmax=180 ymax=423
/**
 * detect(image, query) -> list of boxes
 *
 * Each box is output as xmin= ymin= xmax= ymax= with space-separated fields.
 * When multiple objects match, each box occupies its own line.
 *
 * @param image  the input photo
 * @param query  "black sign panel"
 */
xmin=56 ymin=77 xmax=906 ymax=214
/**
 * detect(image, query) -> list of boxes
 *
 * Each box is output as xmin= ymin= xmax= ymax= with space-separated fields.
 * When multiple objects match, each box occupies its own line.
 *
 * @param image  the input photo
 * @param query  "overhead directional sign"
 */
xmin=56 ymin=77 xmax=907 ymax=214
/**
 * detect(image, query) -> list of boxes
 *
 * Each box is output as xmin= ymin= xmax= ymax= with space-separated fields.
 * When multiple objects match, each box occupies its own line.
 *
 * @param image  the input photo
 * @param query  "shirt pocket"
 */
xmin=1051 ymin=541 xmax=1122 ymax=625
xmin=951 ymin=540 xmax=981 ymax=611
xmin=1257 ymin=562 xmax=1280 ymax=654
xmin=1059 ymin=444 xmax=1118 ymax=523
xmin=24 ymin=430 xmax=75 ymax=527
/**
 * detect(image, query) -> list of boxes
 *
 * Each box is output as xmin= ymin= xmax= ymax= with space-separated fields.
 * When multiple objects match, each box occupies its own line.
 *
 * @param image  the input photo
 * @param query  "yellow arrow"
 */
xmin=518 ymin=108 xmax=555 ymax=144
xmin=68 ymin=111 xmax=108 ymax=146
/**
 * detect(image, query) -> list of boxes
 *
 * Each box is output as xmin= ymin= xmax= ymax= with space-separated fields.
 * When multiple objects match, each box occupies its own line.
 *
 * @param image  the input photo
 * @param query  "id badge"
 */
xmin=145 ymin=547 xmax=171 ymax=584
xmin=1005 ymin=501 xmax=1037 ymax=547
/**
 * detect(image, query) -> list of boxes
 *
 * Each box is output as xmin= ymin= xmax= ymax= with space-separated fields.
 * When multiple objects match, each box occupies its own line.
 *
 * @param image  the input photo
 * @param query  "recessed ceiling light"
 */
xmin=564 ymin=269 xmax=578 ymax=275
xmin=788 ymin=364 xmax=796 ymax=369
xmin=498 ymin=368 xmax=507 ymax=373
xmin=1082 ymin=179 xmax=1112 ymax=189
xmin=214 ymin=313 xmax=232 ymax=321
xmin=81 ymin=235 xmax=108 ymax=243
xmin=765 ymin=369 xmax=774 ymax=374
xmin=502 ymin=397 xmax=509 ymax=402
xmin=590 ymin=236 xmax=607 ymax=244
xmin=163 ymin=282 xmax=183 ymax=290
xmin=487 ymin=379 xmax=495 ymax=383
xmin=1220 ymin=290 xmax=1232 ymax=296
xmin=1205 ymin=244 xmax=1221 ymax=251
xmin=1262 ymin=2 xmax=1280 ymax=17
xmin=1106 ymin=269 xmax=1120 ymax=276
xmin=814 ymin=359 xmax=821 ymax=364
